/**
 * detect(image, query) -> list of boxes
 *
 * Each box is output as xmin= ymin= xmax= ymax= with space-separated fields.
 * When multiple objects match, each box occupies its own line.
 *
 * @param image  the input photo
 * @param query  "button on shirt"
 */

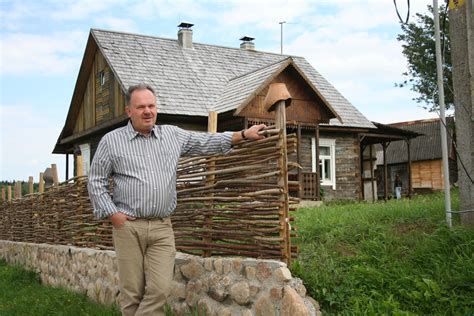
xmin=88 ymin=121 xmax=233 ymax=219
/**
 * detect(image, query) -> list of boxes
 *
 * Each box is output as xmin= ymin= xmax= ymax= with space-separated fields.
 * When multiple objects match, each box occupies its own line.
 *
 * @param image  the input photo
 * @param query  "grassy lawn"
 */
xmin=292 ymin=190 xmax=474 ymax=315
xmin=0 ymin=259 xmax=121 ymax=316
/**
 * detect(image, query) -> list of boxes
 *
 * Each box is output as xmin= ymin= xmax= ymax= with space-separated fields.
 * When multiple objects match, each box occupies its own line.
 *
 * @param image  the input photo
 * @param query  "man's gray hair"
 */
xmin=125 ymin=83 xmax=156 ymax=105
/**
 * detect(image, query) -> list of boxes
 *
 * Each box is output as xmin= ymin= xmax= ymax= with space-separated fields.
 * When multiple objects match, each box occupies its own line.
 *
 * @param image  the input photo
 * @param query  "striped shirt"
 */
xmin=88 ymin=121 xmax=233 ymax=219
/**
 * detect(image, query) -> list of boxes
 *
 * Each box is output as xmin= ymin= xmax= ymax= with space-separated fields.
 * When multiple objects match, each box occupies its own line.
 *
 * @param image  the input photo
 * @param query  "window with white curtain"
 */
xmin=311 ymin=137 xmax=336 ymax=189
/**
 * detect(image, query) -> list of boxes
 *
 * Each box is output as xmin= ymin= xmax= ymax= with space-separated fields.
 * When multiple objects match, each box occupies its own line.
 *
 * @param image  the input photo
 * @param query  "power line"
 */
xmin=393 ymin=0 xmax=411 ymax=24
xmin=434 ymin=111 xmax=474 ymax=184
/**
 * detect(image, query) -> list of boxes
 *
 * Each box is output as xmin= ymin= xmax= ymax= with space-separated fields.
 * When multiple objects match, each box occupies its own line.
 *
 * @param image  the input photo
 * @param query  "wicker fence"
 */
xmin=0 ymin=130 xmax=299 ymax=263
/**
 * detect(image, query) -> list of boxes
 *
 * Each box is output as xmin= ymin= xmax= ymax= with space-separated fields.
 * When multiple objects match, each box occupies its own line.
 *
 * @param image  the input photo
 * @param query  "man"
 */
xmin=88 ymin=83 xmax=265 ymax=316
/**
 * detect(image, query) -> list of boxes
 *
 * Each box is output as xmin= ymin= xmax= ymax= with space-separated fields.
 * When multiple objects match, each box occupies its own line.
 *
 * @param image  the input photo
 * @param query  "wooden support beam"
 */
xmin=39 ymin=172 xmax=44 ymax=193
xmin=28 ymin=176 xmax=34 ymax=194
xmin=208 ymin=111 xmax=217 ymax=133
xmin=406 ymin=139 xmax=413 ymax=198
xmin=275 ymin=100 xmax=291 ymax=265
xmin=1 ymin=187 xmax=5 ymax=201
xmin=51 ymin=164 xmax=59 ymax=186
xmin=76 ymin=155 xmax=84 ymax=177
xmin=369 ymin=145 xmax=375 ymax=202
xmin=7 ymin=186 xmax=12 ymax=201
xmin=315 ymin=124 xmax=321 ymax=201
xmin=15 ymin=181 xmax=22 ymax=199
xmin=297 ymin=124 xmax=302 ymax=199
xmin=383 ymin=142 xmax=389 ymax=201
xmin=66 ymin=154 xmax=69 ymax=181
xmin=359 ymin=141 xmax=365 ymax=200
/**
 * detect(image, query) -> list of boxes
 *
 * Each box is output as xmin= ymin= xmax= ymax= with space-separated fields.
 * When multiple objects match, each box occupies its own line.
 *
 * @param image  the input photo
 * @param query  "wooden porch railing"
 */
xmin=301 ymin=172 xmax=319 ymax=200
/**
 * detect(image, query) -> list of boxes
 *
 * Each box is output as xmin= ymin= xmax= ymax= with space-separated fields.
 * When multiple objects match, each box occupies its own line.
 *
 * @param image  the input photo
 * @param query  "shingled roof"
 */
xmin=378 ymin=117 xmax=455 ymax=164
xmin=91 ymin=28 xmax=374 ymax=128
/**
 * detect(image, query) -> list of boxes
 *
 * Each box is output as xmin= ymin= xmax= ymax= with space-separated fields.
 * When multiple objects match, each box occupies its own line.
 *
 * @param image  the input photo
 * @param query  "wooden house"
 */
xmin=375 ymin=118 xmax=457 ymax=197
xmin=53 ymin=25 xmax=415 ymax=201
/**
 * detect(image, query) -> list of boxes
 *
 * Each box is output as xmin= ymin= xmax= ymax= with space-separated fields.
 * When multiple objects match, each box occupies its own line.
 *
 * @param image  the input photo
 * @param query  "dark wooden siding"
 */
xmin=73 ymin=50 xmax=126 ymax=134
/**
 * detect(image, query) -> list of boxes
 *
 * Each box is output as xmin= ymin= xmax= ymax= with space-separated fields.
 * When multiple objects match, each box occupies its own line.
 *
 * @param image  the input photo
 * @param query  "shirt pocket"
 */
xmin=113 ymin=153 xmax=148 ymax=175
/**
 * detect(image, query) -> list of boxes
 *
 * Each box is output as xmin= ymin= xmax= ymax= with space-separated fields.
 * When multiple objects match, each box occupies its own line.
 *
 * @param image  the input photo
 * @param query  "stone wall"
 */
xmin=0 ymin=241 xmax=320 ymax=316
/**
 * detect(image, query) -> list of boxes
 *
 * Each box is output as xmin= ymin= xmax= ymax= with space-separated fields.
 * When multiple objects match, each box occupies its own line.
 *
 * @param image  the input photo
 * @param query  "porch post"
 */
xmin=315 ymin=123 xmax=321 ymax=200
xmin=359 ymin=138 xmax=365 ymax=201
xmin=297 ymin=124 xmax=302 ymax=199
xmin=406 ymin=138 xmax=413 ymax=198
xmin=66 ymin=154 xmax=69 ymax=180
xmin=383 ymin=142 xmax=389 ymax=200
xmin=369 ymin=144 xmax=375 ymax=202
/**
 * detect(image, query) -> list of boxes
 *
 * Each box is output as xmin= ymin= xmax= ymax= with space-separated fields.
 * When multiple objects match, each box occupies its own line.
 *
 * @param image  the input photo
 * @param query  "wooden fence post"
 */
xmin=28 ymin=176 xmax=34 ymax=194
xmin=51 ymin=164 xmax=59 ymax=186
xmin=76 ymin=155 xmax=84 ymax=177
xmin=203 ymin=111 xmax=218 ymax=257
xmin=7 ymin=186 xmax=12 ymax=201
xmin=275 ymin=101 xmax=291 ymax=265
xmin=1 ymin=187 xmax=5 ymax=201
xmin=15 ymin=181 xmax=22 ymax=199
xmin=264 ymin=83 xmax=291 ymax=265
xmin=39 ymin=172 xmax=44 ymax=193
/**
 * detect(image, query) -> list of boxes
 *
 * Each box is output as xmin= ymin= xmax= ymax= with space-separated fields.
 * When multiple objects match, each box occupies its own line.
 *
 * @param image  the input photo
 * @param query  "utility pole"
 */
xmin=279 ymin=21 xmax=286 ymax=54
xmin=448 ymin=0 xmax=474 ymax=226
xmin=433 ymin=0 xmax=452 ymax=227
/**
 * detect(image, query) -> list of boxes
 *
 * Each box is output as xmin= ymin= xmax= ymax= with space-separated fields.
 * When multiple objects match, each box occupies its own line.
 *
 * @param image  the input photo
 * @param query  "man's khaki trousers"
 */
xmin=113 ymin=217 xmax=176 ymax=316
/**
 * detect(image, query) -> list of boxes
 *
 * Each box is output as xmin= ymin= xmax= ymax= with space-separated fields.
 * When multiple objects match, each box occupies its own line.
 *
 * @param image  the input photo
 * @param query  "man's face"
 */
xmin=126 ymin=88 xmax=157 ymax=134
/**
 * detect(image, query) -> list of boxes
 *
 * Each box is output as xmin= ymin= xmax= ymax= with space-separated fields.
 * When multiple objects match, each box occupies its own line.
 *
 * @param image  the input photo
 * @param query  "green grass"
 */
xmin=0 ymin=259 xmax=121 ymax=316
xmin=292 ymin=190 xmax=474 ymax=315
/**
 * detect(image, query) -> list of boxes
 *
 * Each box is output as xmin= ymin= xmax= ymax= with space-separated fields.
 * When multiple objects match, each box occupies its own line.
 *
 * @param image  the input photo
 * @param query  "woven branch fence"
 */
xmin=0 ymin=130 xmax=299 ymax=262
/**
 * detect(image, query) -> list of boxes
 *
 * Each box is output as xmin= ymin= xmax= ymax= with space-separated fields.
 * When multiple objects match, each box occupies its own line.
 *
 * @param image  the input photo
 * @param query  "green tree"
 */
xmin=396 ymin=5 xmax=453 ymax=111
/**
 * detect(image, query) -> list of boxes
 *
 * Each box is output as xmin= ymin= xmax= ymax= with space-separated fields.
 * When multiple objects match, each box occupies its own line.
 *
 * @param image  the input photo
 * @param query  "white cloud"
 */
xmin=49 ymin=0 xmax=127 ymax=21
xmin=370 ymin=106 xmax=439 ymax=124
xmin=128 ymin=0 xmax=210 ymax=19
xmin=0 ymin=105 xmax=67 ymax=181
xmin=312 ymin=3 xmax=396 ymax=30
xmin=0 ymin=2 xmax=39 ymax=31
xmin=96 ymin=17 xmax=138 ymax=32
xmin=0 ymin=31 xmax=86 ymax=75
xmin=287 ymin=30 xmax=405 ymax=83
xmin=214 ymin=0 xmax=312 ymax=30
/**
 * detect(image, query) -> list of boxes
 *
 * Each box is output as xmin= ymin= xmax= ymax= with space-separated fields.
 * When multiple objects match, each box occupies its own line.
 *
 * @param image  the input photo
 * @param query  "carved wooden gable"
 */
xmin=236 ymin=64 xmax=336 ymax=124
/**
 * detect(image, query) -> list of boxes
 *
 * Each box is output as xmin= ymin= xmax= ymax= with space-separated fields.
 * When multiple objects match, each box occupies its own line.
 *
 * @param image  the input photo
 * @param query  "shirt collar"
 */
xmin=126 ymin=120 xmax=158 ymax=140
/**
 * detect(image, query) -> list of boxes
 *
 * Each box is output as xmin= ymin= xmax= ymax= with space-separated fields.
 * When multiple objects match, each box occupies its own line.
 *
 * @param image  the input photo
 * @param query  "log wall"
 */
xmin=74 ymin=50 xmax=126 ymax=134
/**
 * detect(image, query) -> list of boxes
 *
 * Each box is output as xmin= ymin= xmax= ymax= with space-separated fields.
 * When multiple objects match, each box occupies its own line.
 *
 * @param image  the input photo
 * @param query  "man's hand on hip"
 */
xmin=110 ymin=212 xmax=136 ymax=228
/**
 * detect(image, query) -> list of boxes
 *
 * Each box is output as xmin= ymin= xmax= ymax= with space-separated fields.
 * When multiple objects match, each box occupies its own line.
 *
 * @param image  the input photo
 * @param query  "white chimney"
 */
xmin=240 ymin=36 xmax=255 ymax=51
xmin=178 ymin=22 xmax=193 ymax=49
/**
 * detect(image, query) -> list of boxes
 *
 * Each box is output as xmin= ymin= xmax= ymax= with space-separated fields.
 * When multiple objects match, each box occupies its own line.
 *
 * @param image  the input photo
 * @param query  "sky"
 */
xmin=0 ymin=0 xmax=441 ymax=182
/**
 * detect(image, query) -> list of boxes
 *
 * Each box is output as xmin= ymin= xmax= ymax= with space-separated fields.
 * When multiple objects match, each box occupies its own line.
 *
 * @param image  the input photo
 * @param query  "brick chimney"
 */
xmin=240 ymin=36 xmax=255 ymax=51
xmin=178 ymin=22 xmax=193 ymax=49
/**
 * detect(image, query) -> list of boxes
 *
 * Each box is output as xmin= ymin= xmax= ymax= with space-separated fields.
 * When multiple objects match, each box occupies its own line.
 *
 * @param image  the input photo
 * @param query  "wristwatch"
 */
xmin=241 ymin=129 xmax=247 ymax=140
